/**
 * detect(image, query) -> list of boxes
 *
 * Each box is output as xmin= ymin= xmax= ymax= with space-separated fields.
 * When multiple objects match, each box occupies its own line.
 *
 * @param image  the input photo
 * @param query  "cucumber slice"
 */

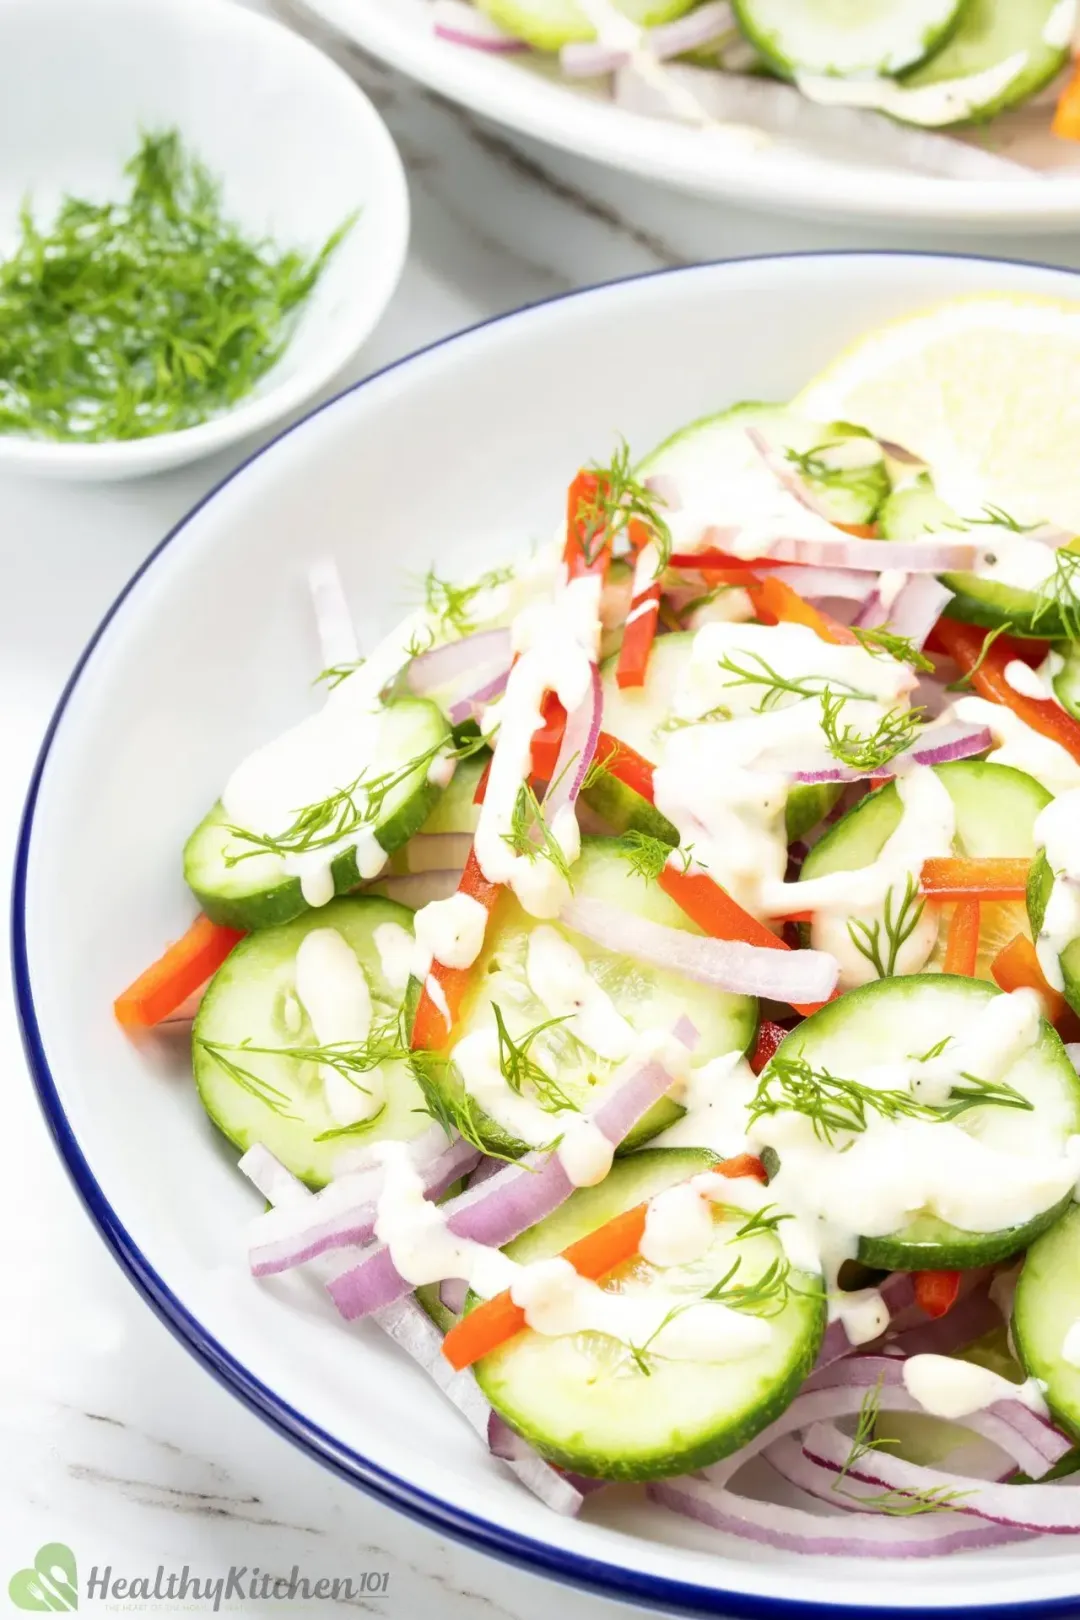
xmin=1028 ymin=851 xmax=1080 ymax=1016
xmin=184 ymin=698 xmax=452 ymax=930
xmin=899 ymin=0 xmax=1070 ymax=119
xmin=424 ymin=838 xmax=757 ymax=1159
xmin=879 ymin=476 xmax=1075 ymax=639
xmin=585 ymin=632 xmax=841 ymax=846
xmin=772 ymin=974 xmax=1080 ymax=1269
xmin=796 ymin=0 xmax=1070 ymax=126
xmin=1013 ymin=1203 xmax=1080 ymax=1440
xmin=801 ymin=760 xmax=1050 ymax=980
xmin=638 ymin=402 xmax=890 ymax=531
xmin=192 ymin=896 xmax=430 ymax=1187
xmin=475 ymin=0 xmax=696 ymax=51
xmin=1053 ymin=646 xmax=1080 ymax=723
xmin=732 ymin=0 xmax=967 ymax=78
xmin=470 ymin=1148 xmax=825 ymax=1479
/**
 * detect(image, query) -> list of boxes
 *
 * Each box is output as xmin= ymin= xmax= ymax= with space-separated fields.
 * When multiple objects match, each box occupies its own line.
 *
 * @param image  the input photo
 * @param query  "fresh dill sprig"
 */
xmin=946 ymin=621 xmax=1013 ymax=692
xmin=314 ymin=658 xmax=365 ymax=690
xmin=577 ymin=439 xmax=674 ymax=570
xmin=613 ymin=829 xmax=689 ymax=883
xmin=846 ymin=874 xmax=925 ymax=980
xmin=677 ymin=583 xmax=741 ymax=623
xmin=197 ymin=1017 xmax=408 ymax=1121
xmin=832 ymin=1379 xmax=971 ymax=1516
xmin=851 ymin=625 xmax=935 ymax=675
xmin=819 ymin=690 xmax=924 ymax=773
xmin=732 ymin=1204 xmax=792 ymax=1241
xmin=715 ymin=650 xmax=869 ymax=714
xmin=226 ymin=733 xmax=483 ymax=863
xmin=916 ymin=1035 xmax=952 ymax=1063
xmin=491 ymin=1003 xmax=577 ymax=1114
xmin=420 ymin=566 xmax=514 ymax=637
xmin=0 ymin=129 xmax=354 ymax=443
xmin=408 ymin=1052 xmax=523 ymax=1164
xmin=196 ymin=1039 xmax=298 ymax=1119
xmin=656 ymin=703 xmax=733 ymax=734
xmin=625 ymin=1253 xmax=792 ymax=1376
xmin=783 ymin=441 xmax=855 ymax=489
xmin=502 ymin=781 xmax=574 ymax=885
xmin=963 ymin=504 xmax=1044 ymax=534
xmin=579 ymin=752 xmax=614 ymax=793
xmin=749 ymin=1050 xmax=1033 ymax=1147
xmin=1032 ymin=549 xmax=1080 ymax=643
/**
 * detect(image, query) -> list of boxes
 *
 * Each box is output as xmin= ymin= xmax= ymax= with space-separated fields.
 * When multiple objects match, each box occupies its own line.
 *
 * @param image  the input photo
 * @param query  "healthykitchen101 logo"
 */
xmin=9 ymin=1544 xmax=78 ymax=1610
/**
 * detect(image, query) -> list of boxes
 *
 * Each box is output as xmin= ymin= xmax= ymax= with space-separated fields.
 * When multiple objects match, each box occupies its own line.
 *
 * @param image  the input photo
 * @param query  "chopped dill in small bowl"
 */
xmin=0 ymin=129 xmax=355 ymax=442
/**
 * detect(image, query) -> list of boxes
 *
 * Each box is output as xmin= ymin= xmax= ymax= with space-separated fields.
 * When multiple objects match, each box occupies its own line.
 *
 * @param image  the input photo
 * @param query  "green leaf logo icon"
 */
xmin=8 ymin=1544 xmax=78 ymax=1610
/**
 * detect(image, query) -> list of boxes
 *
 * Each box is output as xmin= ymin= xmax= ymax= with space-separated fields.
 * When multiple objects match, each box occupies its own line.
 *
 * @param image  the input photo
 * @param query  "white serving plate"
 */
xmin=15 ymin=251 xmax=1080 ymax=1618
xmin=298 ymin=0 xmax=1080 ymax=232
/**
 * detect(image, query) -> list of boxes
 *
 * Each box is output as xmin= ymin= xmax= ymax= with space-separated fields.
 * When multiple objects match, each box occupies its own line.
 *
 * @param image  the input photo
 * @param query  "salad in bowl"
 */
xmin=112 ymin=290 xmax=1080 ymax=1557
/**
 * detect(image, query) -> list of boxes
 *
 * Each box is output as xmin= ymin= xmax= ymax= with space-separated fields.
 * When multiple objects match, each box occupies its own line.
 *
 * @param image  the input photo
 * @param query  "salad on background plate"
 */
xmin=115 ymin=291 xmax=1080 ymax=1554
xmin=430 ymin=0 xmax=1080 ymax=180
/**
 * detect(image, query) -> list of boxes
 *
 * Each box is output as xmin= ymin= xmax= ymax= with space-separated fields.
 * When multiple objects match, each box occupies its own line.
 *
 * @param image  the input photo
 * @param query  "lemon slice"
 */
xmin=795 ymin=294 xmax=1080 ymax=533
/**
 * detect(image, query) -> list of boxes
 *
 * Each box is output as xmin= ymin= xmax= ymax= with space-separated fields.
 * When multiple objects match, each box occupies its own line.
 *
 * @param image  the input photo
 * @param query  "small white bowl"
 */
xmin=0 ymin=0 xmax=408 ymax=480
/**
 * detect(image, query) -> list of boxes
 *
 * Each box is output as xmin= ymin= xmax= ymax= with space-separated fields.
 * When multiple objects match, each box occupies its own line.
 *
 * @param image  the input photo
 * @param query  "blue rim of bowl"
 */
xmin=13 ymin=249 xmax=1080 ymax=1620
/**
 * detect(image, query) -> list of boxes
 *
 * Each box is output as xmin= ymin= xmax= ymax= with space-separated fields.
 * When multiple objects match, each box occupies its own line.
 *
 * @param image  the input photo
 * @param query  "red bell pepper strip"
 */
xmin=747 ymin=574 xmax=858 ymax=647
xmin=616 ymin=519 xmax=665 ymax=691
xmin=920 ymin=857 xmax=1029 ymax=902
xmin=933 ymin=618 xmax=1080 ymax=768
xmin=115 ymin=914 xmax=244 ymax=1031
xmin=750 ymin=1019 xmax=789 ymax=1075
xmin=410 ymin=849 xmax=503 ymax=1050
xmin=441 ymin=1153 xmax=768 ymax=1371
xmin=991 ymin=933 xmax=1078 ymax=1036
xmin=914 ymin=1270 xmax=961 ymax=1320
xmin=942 ymin=898 xmax=981 ymax=977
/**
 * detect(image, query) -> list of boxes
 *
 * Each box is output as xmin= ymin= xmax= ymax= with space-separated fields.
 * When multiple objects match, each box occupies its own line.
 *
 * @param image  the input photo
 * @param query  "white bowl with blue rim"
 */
xmin=16 ymin=250 xmax=1080 ymax=1617
xmin=0 ymin=0 xmax=407 ymax=479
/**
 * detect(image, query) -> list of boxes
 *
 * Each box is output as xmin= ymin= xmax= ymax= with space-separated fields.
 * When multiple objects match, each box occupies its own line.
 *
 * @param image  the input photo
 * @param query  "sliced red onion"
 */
xmin=439 ymin=1277 xmax=468 ymax=1315
xmin=767 ymin=565 xmax=879 ymax=604
xmin=431 ymin=0 xmax=528 ymax=51
xmin=448 ymin=666 xmax=510 ymax=725
xmin=543 ymin=661 xmax=603 ymax=820
xmin=763 ymin=1434 xmax=1021 ymax=1512
xmin=643 ymin=472 xmax=682 ymax=513
xmin=247 ymin=1135 xmax=481 ymax=1278
xmin=649 ymin=1472 xmax=1021 ymax=1555
xmin=805 ymin=1355 xmax=1069 ymax=1476
xmin=765 ymin=534 xmax=984 ymax=573
xmin=790 ymin=722 xmax=993 ymax=785
xmin=883 ymin=575 xmax=953 ymax=651
xmin=240 ymin=1144 xmax=583 ymax=1512
xmin=467 ymin=1154 xmax=507 ymax=1188
xmin=803 ymin=1422 xmax=1080 ymax=1533
xmin=885 ymin=1286 xmax=1002 ymax=1361
xmin=877 ymin=438 xmax=927 ymax=467
xmin=326 ymin=1054 xmax=682 ymax=1321
xmin=486 ymin=1415 xmax=599 ymax=1511
xmin=308 ymin=557 xmax=358 ymax=670
xmin=853 ymin=588 xmax=886 ymax=629
xmin=561 ymin=0 xmax=734 ymax=75
xmin=671 ymin=1014 xmax=700 ymax=1052
xmin=746 ymin=427 xmax=838 ymax=524
xmin=407 ymin=627 xmax=511 ymax=696
xmin=373 ymin=870 xmax=464 ymax=907
xmin=559 ymin=894 xmax=838 ymax=1002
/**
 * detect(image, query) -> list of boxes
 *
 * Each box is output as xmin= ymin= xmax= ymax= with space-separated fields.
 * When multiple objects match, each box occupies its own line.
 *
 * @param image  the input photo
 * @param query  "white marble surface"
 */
xmin=7 ymin=5 xmax=1080 ymax=1615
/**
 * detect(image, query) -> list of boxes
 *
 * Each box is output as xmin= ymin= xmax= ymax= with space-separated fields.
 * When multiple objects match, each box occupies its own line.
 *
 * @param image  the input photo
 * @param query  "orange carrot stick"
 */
xmin=920 ymin=857 xmax=1029 ymax=902
xmin=942 ymin=899 xmax=981 ymax=976
xmin=115 ymin=914 xmax=243 ymax=1030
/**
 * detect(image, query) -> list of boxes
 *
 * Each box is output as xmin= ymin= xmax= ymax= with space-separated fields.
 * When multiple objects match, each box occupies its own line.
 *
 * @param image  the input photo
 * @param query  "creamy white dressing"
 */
xmin=473 ymin=574 xmax=598 ymax=918
xmin=293 ymin=928 xmax=383 ymax=1126
xmin=412 ymin=892 xmax=490 ymax=979
xmin=902 ymin=1354 xmax=1048 ymax=1420
xmin=372 ymin=1145 xmax=773 ymax=1365
xmin=796 ymin=53 xmax=1028 ymax=128
xmin=1044 ymin=0 xmax=1077 ymax=49
xmin=373 ymin=921 xmax=416 ymax=993
xmin=1033 ymin=789 xmax=1080 ymax=993
xmin=652 ymin=620 xmax=915 ymax=916
xmin=972 ymin=531 xmax=1060 ymax=596
xmin=952 ymin=694 xmax=1080 ymax=796
xmin=525 ymin=926 xmax=635 ymax=1062
xmin=1005 ymin=658 xmax=1053 ymax=702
